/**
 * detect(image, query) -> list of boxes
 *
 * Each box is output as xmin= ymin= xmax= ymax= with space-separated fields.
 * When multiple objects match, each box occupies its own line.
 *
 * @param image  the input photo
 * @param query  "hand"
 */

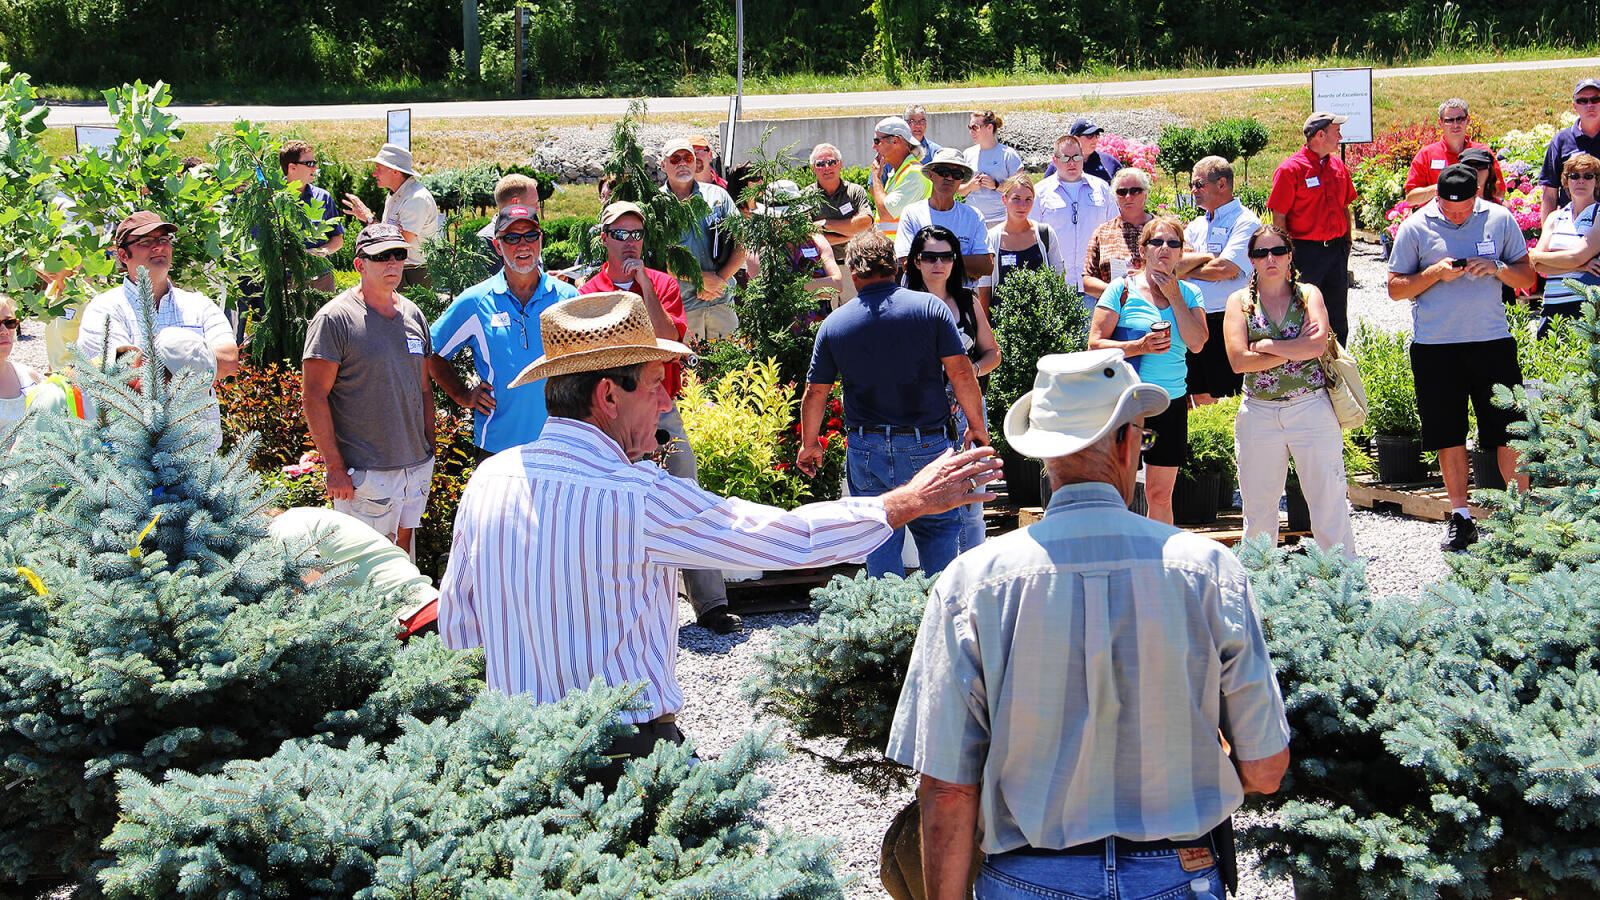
xmin=1140 ymin=329 xmax=1172 ymax=355
xmin=963 ymin=422 xmax=990 ymax=448
xmin=1147 ymin=267 xmax=1179 ymax=296
xmin=1300 ymin=317 xmax=1326 ymax=345
xmin=1582 ymin=258 xmax=1600 ymax=277
xmin=465 ymin=383 xmax=495 ymax=414
xmin=1433 ymin=259 xmax=1466 ymax=282
xmin=620 ymin=256 xmax=647 ymax=281
xmin=697 ymin=271 xmax=726 ymax=300
xmin=1462 ymin=257 xmax=1499 ymax=279
xmin=342 ymin=193 xmax=373 ymax=225
xmin=325 ymin=467 xmax=355 ymax=502
xmin=902 ymin=446 xmax=1004 ymax=516
xmin=870 ymin=160 xmax=883 ymax=185
xmin=797 ymin=442 xmax=825 ymax=477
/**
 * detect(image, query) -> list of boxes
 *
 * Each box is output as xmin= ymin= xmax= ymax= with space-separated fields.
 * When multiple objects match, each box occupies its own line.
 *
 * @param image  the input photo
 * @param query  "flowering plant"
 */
xmin=1495 ymin=113 xmax=1576 ymax=167
xmin=261 ymin=451 xmax=328 ymax=509
xmin=1383 ymin=199 xmax=1415 ymax=240
xmin=1348 ymin=123 xmax=1441 ymax=172
xmin=1098 ymin=133 xmax=1159 ymax=175
xmin=1503 ymin=188 xmax=1543 ymax=247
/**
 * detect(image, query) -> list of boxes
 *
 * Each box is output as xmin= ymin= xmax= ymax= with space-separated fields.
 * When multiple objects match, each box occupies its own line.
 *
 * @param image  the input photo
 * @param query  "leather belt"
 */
xmin=1006 ymin=835 xmax=1214 ymax=857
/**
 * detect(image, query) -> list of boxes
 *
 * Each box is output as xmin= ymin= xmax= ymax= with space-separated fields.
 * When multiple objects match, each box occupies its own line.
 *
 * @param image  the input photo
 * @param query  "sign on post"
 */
xmin=74 ymin=126 xmax=120 ymax=153
xmin=387 ymin=108 xmax=412 ymax=151
xmin=1310 ymin=67 xmax=1374 ymax=144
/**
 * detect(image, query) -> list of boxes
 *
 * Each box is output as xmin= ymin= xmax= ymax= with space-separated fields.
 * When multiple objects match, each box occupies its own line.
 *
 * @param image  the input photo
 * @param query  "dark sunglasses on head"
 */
xmin=1249 ymin=245 xmax=1292 ymax=258
xmin=0 ymin=317 xmax=19 ymax=331
xmin=928 ymin=166 xmax=967 ymax=179
xmin=1144 ymin=238 xmax=1183 ymax=249
xmin=362 ymin=248 xmax=409 ymax=262
xmin=918 ymin=250 xmax=957 ymax=263
xmin=499 ymin=230 xmax=543 ymax=245
xmin=1115 ymin=187 xmax=1146 ymax=196
xmin=605 ymin=227 xmax=645 ymax=242
xmin=1569 ymin=172 xmax=1598 ymax=181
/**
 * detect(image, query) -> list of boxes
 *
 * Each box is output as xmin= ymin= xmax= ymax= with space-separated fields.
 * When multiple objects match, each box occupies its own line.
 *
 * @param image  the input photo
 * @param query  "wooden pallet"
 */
xmin=1347 ymin=475 xmax=1484 ymax=522
xmin=723 ymin=563 xmax=862 ymax=614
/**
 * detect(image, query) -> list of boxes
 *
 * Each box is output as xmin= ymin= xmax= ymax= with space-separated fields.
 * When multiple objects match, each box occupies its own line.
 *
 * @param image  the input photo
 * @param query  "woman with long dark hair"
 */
xmin=904 ymin=225 xmax=1000 ymax=552
xmin=1223 ymin=223 xmax=1355 ymax=557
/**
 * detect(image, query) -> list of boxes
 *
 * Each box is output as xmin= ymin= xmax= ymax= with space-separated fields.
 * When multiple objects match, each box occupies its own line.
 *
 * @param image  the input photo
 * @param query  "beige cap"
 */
xmin=600 ymin=201 xmax=646 ymax=227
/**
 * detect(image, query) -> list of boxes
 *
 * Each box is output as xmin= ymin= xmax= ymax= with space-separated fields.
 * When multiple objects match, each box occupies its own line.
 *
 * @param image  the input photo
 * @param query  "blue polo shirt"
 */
xmin=807 ymin=281 xmax=964 ymax=429
xmin=1539 ymin=121 xmax=1600 ymax=206
xmin=430 ymin=270 xmax=578 ymax=452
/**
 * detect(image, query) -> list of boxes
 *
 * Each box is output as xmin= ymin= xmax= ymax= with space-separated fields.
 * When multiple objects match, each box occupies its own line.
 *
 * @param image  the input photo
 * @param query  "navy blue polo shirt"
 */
xmin=1539 ymin=122 xmax=1600 ymax=206
xmin=807 ymin=281 xmax=964 ymax=429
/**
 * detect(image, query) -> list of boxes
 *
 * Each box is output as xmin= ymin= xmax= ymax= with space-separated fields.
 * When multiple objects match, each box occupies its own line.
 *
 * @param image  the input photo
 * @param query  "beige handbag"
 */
xmin=1320 ymin=336 xmax=1368 ymax=430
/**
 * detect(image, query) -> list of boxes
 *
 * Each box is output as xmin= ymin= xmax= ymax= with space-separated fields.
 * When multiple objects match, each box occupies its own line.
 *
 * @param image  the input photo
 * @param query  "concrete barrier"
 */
xmin=720 ymin=111 xmax=976 ymax=171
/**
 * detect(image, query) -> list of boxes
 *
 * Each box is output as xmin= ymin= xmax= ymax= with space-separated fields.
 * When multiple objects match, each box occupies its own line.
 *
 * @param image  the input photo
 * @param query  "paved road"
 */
xmin=43 ymin=56 xmax=1600 ymax=127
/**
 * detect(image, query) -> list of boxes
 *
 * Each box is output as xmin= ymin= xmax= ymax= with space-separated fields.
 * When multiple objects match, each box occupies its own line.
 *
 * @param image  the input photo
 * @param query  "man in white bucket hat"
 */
xmin=341 ymin=142 xmax=439 ymax=287
xmin=887 ymin=348 xmax=1291 ymax=900
xmin=436 ymin=291 xmax=1000 ymax=790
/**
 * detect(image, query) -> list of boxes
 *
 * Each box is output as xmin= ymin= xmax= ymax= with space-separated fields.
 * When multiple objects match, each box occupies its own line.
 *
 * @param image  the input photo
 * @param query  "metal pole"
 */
xmin=513 ymin=7 xmax=525 ymax=95
xmin=724 ymin=0 xmax=743 ymax=174
xmin=463 ymin=0 xmax=480 ymax=81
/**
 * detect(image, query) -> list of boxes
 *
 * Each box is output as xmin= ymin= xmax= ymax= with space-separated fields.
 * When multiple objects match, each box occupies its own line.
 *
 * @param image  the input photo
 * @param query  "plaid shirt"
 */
xmin=1085 ymin=216 xmax=1147 ymax=285
xmin=887 ymin=482 xmax=1290 ymax=853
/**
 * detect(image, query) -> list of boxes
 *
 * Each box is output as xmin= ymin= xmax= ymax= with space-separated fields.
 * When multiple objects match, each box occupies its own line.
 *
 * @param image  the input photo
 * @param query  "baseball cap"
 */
xmin=1437 ymin=164 xmax=1480 ymax=202
xmin=600 ymin=201 xmax=646 ymax=227
xmin=114 ymin=211 xmax=178 ymax=247
xmin=874 ymin=116 xmax=915 ymax=142
xmin=1303 ymin=111 xmax=1350 ymax=134
xmin=1576 ymin=78 xmax=1600 ymax=97
xmin=353 ymin=223 xmax=410 ymax=257
xmin=1069 ymin=118 xmax=1104 ymax=137
xmin=492 ymin=204 xmax=539 ymax=235
xmin=661 ymin=138 xmax=696 ymax=160
xmin=687 ymin=134 xmax=712 ymax=150
xmin=1458 ymin=147 xmax=1495 ymax=169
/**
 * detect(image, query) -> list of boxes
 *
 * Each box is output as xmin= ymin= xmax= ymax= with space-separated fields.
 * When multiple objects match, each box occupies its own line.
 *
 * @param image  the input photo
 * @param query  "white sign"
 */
xmin=74 ymin=125 xmax=120 ymax=153
xmin=387 ymin=108 xmax=412 ymax=152
xmin=1310 ymin=68 xmax=1374 ymax=144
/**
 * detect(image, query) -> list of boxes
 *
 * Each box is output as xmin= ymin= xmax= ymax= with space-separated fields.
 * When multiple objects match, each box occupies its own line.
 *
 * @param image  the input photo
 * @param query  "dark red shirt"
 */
xmin=1267 ymin=145 xmax=1357 ymax=241
xmin=1404 ymin=139 xmax=1504 ymax=196
xmin=580 ymin=266 xmax=689 ymax=396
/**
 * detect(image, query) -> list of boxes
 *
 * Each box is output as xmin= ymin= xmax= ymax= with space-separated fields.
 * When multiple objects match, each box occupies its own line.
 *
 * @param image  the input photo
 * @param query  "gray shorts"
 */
xmin=333 ymin=458 xmax=435 ymax=541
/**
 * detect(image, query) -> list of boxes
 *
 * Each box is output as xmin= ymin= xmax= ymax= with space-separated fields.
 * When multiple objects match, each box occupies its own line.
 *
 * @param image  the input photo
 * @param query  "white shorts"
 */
xmin=334 ymin=458 xmax=435 ymax=541
xmin=685 ymin=303 xmax=738 ymax=342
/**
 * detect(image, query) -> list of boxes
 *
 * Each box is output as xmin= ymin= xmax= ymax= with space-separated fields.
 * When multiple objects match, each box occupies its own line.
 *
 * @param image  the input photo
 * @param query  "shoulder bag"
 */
xmin=1320 ymin=335 xmax=1367 ymax=430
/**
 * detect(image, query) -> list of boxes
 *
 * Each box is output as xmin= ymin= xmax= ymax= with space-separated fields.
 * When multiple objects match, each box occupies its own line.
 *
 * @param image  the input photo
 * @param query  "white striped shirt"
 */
xmin=438 ymin=418 xmax=893 ymax=723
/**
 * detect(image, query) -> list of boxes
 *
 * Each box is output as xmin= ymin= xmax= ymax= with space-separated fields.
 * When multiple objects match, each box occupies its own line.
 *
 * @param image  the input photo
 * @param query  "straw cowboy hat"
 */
xmin=1004 ymin=349 xmax=1170 ymax=460
xmin=510 ymin=292 xmax=691 ymax=387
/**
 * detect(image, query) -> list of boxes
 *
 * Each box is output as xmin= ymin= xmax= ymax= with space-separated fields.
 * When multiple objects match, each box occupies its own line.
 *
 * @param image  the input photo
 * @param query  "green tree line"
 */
xmin=2 ymin=0 xmax=1595 ymax=93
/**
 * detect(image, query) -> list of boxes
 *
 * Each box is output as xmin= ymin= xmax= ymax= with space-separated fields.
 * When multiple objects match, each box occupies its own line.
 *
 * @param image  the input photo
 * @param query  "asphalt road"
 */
xmin=41 ymin=56 xmax=1600 ymax=127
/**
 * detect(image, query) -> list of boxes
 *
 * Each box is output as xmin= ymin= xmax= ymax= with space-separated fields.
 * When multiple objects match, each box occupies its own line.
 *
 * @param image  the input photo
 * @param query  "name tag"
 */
xmin=62 ymin=307 xmax=76 ymax=321
xmin=1207 ymin=242 xmax=1223 ymax=255
xmin=406 ymin=337 xmax=424 ymax=355
xmin=1110 ymin=257 xmax=1130 ymax=280
xmin=1431 ymin=158 xmax=1447 ymax=169
xmin=1305 ymin=176 xmax=1321 ymax=188
xmin=839 ymin=202 xmax=854 ymax=215
xmin=1000 ymin=253 xmax=1018 ymax=266
xmin=801 ymin=246 xmax=819 ymax=259
xmin=1476 ymin=239 xmax=1496 ymax=256
xmin=490 ymin=312 xmax=511 ymax=327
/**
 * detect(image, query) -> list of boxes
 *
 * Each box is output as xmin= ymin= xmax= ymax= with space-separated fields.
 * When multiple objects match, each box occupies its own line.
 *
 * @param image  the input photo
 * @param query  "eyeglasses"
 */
xmin=1248 ymin=245 xmax=1292 ymax=258
xmin=124 ymin=234 xmax=174 ymax=250
xmin=917 ymin=250 xmax=957 ymax=263
xmin=873 ymin=135 xmax=897 ymax=145
xmin=1440 ymin=114 xmax=1469 ymax=125
xmin=362 ymin=248 xmax=409 ymax=263
xmin=1144 ymin=238 xmax=1183 ymax=249
xmin=666 ymin=152 xmax=695 ymax=164
xmin=1120 ymin=423 xmax=1158 ymax=452
xmin=812 ymin=158 xmax=841 ymax=168
xmin=1578 ymin=96 xmax=1600 ymax=106
xmin=1569 ymin=172 xmax=1598 ymax=181
xmin=1055 ymin=153 xmax=1084 ymax=162
xmin=0 ymin=318 xmax=19 ymax=331
xmin=907 ymin=117 xmax=927 ymax=126
xmin=294 ymin=158 xmax=319 ymax=167
xmin=1189 ymin=178 xmax=1215 ymax=190
xmin=605 ymin=227 xmax=646 ymax=242
xmin=498 ymin=230 xmax=543 ymax=245
xmin=928 ymin=167 xmax=967 ymax=179
xmin=1115 ymin=187 xmax=1146 ymax=197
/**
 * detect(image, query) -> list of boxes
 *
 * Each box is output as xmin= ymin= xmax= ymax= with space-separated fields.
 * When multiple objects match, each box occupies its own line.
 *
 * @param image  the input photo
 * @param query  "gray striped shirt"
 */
xmin=886 ymin=481 xmax=1290 ymax=853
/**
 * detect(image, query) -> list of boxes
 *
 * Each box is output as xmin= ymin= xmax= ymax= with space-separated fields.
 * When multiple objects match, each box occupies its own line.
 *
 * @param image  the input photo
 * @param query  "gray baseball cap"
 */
xmin=874 ymin=116 xmax=915 ymax=142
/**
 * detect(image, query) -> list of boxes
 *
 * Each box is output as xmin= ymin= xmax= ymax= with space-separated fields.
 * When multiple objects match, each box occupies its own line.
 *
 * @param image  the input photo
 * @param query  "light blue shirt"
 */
xmin=962 ymin=143 xmax=1024 ymax=224
xmin=430 ymin=269 xmax=579 ymax=452
xmin=894 ymin=198 xmax=992 ymax=261
xmin=1096 ymin=276 xmax=1205 ymax=398
xmin=1184 ymin=198 xmax=1260 ymax=313
xmin=1388 ymin=198 xmax=1528 ymax=344
xmin=667 ymin=181 xmax=738 ymax=311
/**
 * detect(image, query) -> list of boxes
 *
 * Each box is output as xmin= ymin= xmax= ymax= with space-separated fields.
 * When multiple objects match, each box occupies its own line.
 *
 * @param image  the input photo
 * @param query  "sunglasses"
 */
xmin=666 ymin=152 xmax=695 ymax=164
xmin=498 ymin=230 xmax=543 ymax=245
xmin=1569 ymin=172 xmax=1598 ymax=181
xmin=124 ymin=234 xmax=174 ymax=250
xmin=1055 ymin=153 xmax=1085 ymax=162
xmin=0 ymin=317 xmax=19 ymax=331
xmin=1440 ymin=114 xmax=1469 ymax=125
xmin=873 ymin=135 xmax=898 ymax=145
xmin=1249 ymin=245 xmax=1292 ymax=258
xmin=605 ymin=227 xmax=646 ymax=242
xmin=928 ymin=167 xmax=967 ymax=179
xmin=1578 ymin=96 xmax=1600 ymax=106
xmin=917 ymin=250 xmax=957 ymax=263
xmin=1144 ymin=238 xmax=1183 ymax=249
xmin=294 ymin=158 xmax=319 ymax=167
xmin=968 ymin=123 xmax=987 ymax=131
xmin=1189 ymin=178 xmax=1215 ymax=190
xmin=1121 ymin=424 xmax=1158 ymax=452
xmin=813 ymin=158 xmax=842 ymax=168
xmin=1115 ymin=187 xmax=1146 ymax=197
xmin=362 ymin=248 xmax=409 ymax=263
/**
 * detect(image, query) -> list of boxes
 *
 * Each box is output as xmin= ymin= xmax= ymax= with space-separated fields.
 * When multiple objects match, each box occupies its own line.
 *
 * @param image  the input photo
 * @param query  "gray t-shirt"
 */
xmin=669 ymin=181 xmax=738 ymax=311
xmin=1388 ymin=199 xmax=1528 ymax=345
xmin=303 ymin=288 xmax=434 ymax=471
xmin=962 ymin=143 xmax=1024 ymax=223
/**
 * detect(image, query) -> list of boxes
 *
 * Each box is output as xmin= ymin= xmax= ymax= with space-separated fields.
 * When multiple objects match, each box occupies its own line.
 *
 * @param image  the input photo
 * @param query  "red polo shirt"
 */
xmin=1267 ymin=146 xmax=1357 ymax=241
xmin=1403 ymin=139 xmax=1505 ymax=196
xmin=580 ymin=266 xmax=689 ymax=396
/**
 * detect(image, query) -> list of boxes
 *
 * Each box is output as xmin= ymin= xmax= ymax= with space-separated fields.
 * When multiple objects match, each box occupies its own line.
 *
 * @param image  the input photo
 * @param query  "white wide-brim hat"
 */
xmin=367 ymin=143 xmax=418 ymax=177
xmin=1004 ymin=349 xmax=1170 ymax=460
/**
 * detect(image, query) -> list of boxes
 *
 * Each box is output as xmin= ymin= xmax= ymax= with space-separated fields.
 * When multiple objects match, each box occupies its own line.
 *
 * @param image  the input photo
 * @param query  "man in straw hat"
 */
xmin=341 ymin=142 xmax=440 ymax=287
xmin=437 ymin=291 xmax=1000 ymax=787
xmin=887 ymin=349 xmax=1290 ymax=900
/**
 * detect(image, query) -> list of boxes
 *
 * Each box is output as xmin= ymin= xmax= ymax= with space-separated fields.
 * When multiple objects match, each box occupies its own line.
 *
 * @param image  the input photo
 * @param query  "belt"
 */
xmin=1296 ymin=236 xmax=1350 ymax=248
xmin=648 ymin=713 xmax=676 ymax=725
xmin=1005 ymin=835 xmax=1214 ymax=857
xmin=849 ymin=424 xmax=945 ymax=438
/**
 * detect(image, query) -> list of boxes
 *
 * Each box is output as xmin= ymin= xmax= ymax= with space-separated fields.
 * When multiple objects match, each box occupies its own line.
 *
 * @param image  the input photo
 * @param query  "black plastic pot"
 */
xmin=1286 ymin=480 xmax=1312 ymax=532
xmin=1173 ymin=470 xmax=1222 ymax=525
xmin=1003 ymin=451 xmax=1044 ymax=508
xmin=1374 ymin=434 xmax=1425 ymax=484
xmin=1472 ymin=448 xmax=1506 ymax=490
xmin=1218 ymin=474 xmax=1237 ymax=509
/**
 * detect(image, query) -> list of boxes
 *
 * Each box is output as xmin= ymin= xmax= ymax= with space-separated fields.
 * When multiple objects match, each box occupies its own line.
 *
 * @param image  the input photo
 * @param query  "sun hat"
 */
xmin=510 ymin=292 xmax=692 ymax=387
xmin=366 ymin=143 xmax=417 ymax=177
xmin=600 ymin=200 xmax=646 ymax=227
xmin=153 ymin=327 xmax=216 ymax=381
xmin=874 ymin=116 xmax=915 ymax=142
xmin=113 ymin=211 xmax=177 ymax=247
xmin=1437 ymin=164 xmax=1480 ymax=203
xmin=925 ymin=147 xmax=975 ymax=179
xmin=754 ymin=179 xmax=802 ymax=216
xmin=492 ymin=203 xmax=539 ymax=235
xmin=1004 ymin=349 xmax=1170 ymax=460
xmin=353 ymin=223 xmax=410 ymax=257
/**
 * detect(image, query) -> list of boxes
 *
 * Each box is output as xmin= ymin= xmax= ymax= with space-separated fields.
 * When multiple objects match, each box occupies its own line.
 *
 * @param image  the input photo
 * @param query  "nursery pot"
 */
xmin=1472 ymin=448 xmax=1506 ymax=490
xmin=1217 ymin=473 xmax=1237 ymax=509
xmin=1172 ymin=470 xmax=1222 ymax=525
xmin=1373 ymin=434 xmax=1425 ymax=484
xmin=1285 ymin=480 xmax=1312 ymax=533
xmin=1003 ymin=450 xmax=1044 ymax=508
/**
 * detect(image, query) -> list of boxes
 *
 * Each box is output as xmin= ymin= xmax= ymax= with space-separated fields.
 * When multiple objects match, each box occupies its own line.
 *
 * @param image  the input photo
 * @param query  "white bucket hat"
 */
xmin=1004 ymin=349 xmax=1170 ymax=460
xmin=367 ymin=142 xmax=417 ymax=177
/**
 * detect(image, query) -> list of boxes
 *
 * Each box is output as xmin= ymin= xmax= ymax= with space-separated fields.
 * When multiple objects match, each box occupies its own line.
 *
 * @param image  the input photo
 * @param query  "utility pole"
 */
xmin=513 ymin=7 xmax=525 ymax=95
xmin=463 ymin=0 xmax=480 ymax=82
xmin=725 ymin=0 xmax=744 ymax=171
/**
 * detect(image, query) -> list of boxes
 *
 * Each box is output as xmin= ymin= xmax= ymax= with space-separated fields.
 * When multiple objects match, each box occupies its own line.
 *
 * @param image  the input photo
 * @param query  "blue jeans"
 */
xmin=952 ymin=401 xmax=987 ymax=553
xmin=976 ymin=841 xmax=1223 ymax=900
xmin=846 ymin=428 xmax=960 ymax=578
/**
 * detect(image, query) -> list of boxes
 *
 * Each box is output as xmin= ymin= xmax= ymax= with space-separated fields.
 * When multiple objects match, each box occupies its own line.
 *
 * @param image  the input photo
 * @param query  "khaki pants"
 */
xmin=685 ymin=303 xmax=738 ymax=342
xmin=1235 ymin=391 xmax=1357 ymax=558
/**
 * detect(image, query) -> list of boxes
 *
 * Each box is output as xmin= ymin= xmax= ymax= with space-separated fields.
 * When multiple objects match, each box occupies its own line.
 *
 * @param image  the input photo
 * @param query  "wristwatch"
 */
xmin=1495 ymin=260 xmax=1507 ymax=273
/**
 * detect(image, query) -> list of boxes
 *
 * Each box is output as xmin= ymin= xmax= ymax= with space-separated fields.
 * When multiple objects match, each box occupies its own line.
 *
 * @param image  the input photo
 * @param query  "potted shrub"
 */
xmin=1173 ymin=396 xmax=1238 ymax=525
xmin=988 ymin=266 xmax=1091 ymax=507
xmin=1353 ymin=323 xmax=1425 ymax=483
